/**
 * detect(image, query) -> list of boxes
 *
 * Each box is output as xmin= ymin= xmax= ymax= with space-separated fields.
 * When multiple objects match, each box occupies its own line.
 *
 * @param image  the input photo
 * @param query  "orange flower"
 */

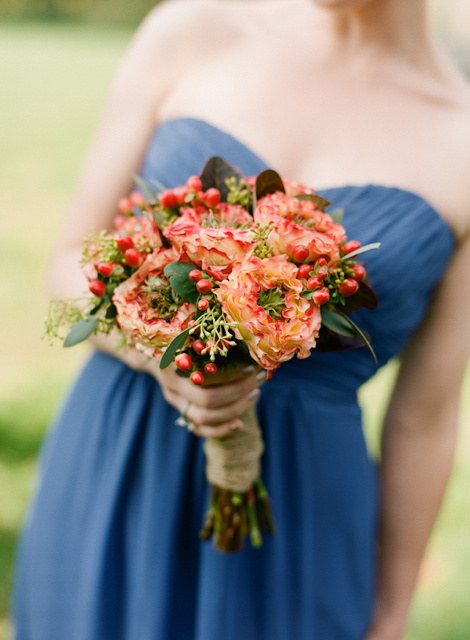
xmin=216 ymin=255 xmax=321 ymax=370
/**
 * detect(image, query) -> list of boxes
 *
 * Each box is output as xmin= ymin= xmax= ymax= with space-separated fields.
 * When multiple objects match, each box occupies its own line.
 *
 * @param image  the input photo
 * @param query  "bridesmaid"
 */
xmin=15 ymin=1 xmax=470 ymax=639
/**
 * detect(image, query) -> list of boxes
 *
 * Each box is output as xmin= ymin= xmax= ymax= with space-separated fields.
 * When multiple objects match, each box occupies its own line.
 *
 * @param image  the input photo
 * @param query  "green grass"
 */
xmin=0 ymin=20 xmax=469 ymax=640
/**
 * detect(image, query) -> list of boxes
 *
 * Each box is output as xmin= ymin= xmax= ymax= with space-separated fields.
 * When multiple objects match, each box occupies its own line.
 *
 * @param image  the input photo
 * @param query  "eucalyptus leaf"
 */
xmin=164 ymin=262 xmax=200 ymax=303
xmin=254 ymin=169 xmax=285 ymax=209
xmin=200 ymin=156 xmax=243 ymax=202
xmin=341 ymin=281 xmax=378 ymax=313
xmin=132 ymin=174 xmax=158 ymax=202
xmin=159 ymin=327 xmax=192 ymax=369
xmin=297 ymin=194 xmax=332 ymax=212
xmin=342 ymin=242 xmax=381 ymax=261
xmin=64 ymin=316 xmax=98 ymax=347
xmin=322 ymin=308 xmax=377 ymax=363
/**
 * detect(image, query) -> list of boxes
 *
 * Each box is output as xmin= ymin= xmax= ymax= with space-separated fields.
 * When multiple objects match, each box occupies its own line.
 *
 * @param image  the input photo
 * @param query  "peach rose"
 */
xmin=113 ymin=248 xmax=195 ymax=357
xmin=163 ymin=204 xmax=255 ymax=280
xmin=215 ymin=255 xmax=321 ymax=370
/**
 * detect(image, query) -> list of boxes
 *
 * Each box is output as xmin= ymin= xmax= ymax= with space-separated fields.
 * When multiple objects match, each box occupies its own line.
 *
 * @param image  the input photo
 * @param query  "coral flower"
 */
xmin=215 ymin=255 xmax=321 ymax=370
xmin=163 ymin=204 xmax=255 ymax=280
xmin=254 ymin=192 xmax=345 ymax=263
xmin=113 ymin=248 xmax=195 ymax=357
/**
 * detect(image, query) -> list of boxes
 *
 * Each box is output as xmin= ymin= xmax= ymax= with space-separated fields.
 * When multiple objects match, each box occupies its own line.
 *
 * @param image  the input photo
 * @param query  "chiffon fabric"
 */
xmin=14 ymin=118 xmax=455 ymax=640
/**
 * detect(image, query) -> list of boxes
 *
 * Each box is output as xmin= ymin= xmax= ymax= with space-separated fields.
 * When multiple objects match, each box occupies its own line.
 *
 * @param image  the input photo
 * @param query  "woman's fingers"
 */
xmin=184 ymin=387 xmax=261 ymax=426
xmin=192 ymin=419 xmax=244 ymax=439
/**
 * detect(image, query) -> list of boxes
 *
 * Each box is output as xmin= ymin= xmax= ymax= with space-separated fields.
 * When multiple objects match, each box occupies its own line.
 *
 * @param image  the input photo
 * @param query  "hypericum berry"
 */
xmin=160 ymin=190 xmax=178 ymax=209
xmin=192 ymin=340 xmax=206 ymax=355
xmin=315 ymin=257 xmax=328 ymax=267
xmin=352 ymin=264 xmax=366 ymax=281
xmin=298 ymin=264 xmax=312 ymax=280
xmin=292 ymin=245 xmax=309 ymax=263
xmin=95 ymin=262 xmax=114 ymax=278
xmin=190 ymin=370 xmax=204 ymax=385
xmin=174 ymin=186 xmax=189 ymax=205
xmin=197 ymin=298 xmax=209 ymax=311
xmin=117 ymin=236 xmax=134 ymax=252
xmin=339 ymin=278 xmax=359 ymax=297
xmin=187 ymin=176 xmax=203 ymax=192
xmin=204 ymin=188 xmax=221 ymax=208
xmin=204 ymin=363 xmax=217 ymax=375
xmin=129 ymin=190 xmax=146 ymax=207
xmin=118 ymin=197 xmax=132 ymax=213
xmin=124 ymin=248 xmax=143 ymax=268
xmin=312 ymin=288 xmax=330 ymax=305
xmin=89 ymin=280 xmax=106 ymax=297
xmin=196 ymin=279 xmax=212 ymax=294
xmin=342 ymin=240 xmax=361 ymax=256
xmin=316 ymin=267 xmax=328 ymax=280
xmin=189 ymin=269 xmax=203 ymax=283
xmin=175 ymin=353 xmax=192 ymax=372
xmin=307 ymin=276 xmax=322 ymax=290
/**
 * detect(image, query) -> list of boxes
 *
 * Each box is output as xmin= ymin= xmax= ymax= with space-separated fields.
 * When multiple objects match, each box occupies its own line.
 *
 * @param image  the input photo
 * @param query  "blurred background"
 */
xmin=0 ymin=1 xmax=469 ymax=639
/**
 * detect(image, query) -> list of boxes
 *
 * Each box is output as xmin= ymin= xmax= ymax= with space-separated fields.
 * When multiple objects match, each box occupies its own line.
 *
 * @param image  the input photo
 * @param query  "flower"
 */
xmin=215 ymin=255 xmax=321 ymax=370
xmin=163 ymin=204 xmax=255 ymax=280
xmin=254 ymin=192 xmax=345 ymax=263
xmin=115 ymin=212 xmax=160 ymax=253
xmin=113 ymin=248 xmax=195 ymax=357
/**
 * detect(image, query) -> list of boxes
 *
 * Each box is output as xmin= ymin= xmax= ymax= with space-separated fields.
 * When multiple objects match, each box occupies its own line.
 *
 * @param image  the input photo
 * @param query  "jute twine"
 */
xmin=203 ymin=404 xmax=264 ymax=492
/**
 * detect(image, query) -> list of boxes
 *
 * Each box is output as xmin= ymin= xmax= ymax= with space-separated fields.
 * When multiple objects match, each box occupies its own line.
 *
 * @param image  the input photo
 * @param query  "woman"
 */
xmin=14 ymin=0 xmax=470 ymax=639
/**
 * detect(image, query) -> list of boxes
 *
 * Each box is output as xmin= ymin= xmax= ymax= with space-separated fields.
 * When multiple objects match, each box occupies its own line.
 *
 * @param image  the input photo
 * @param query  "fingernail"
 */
xmin=230 ymin=420 xmax=243 ymax=431
xmin=256 ymin=370 xmax=267 ymax=383
xmin=242 ymin=365 xmax=255 ymax=375
xmin=247 ymin=388 xmax=261 ymax=401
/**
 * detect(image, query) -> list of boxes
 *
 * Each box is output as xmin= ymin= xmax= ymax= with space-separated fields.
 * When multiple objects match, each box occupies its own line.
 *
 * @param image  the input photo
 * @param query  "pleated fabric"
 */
xmin=14 ymin=118 xmax=455 ymax=640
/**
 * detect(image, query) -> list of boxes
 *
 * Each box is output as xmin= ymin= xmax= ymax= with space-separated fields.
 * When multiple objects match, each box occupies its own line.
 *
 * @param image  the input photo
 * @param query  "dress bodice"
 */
xmin=139 ymin=117 xmax=455 ymax=391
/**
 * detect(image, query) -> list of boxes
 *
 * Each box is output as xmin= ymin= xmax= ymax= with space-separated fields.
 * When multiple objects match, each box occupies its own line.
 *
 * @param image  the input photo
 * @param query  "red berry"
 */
xmin=187 ymin=176 xmax=203 ymax=192
xmin=95 ymin=262 xmax=114 ymax=278
xmin=196 ymin=279 xmax=212 ymax=294
xmin=175 ymin=353 xmax=192 ymax=372
xmin=352 ymin=264 xmax=366 ymax=281
xmin=129 ymin=190 xmax=146 ymax=207
xmin=189 ymin=269 xmax=203 ymax=283
xmin=160 ymin=190 xmax=178 ymax=209
xmin=307 ymin=277 xmax=322 ymax=290
xmin=315 ymin=257 xmax=328 ymax=267
xmin=192 ymin=340 xmax=206 ymax=355
xmin=89 ymin=280 xmax=106 ymax=297
xmin=316 ymin=267 xmax=328 ymax=280
xmin=292 ymin=245 xmax=309 ymax=263
xmin=117 ymin=236 xmax=134 ymax=252
xmin=190 ymin=370 xmax=204 ymax=385
xmin=312 ymin=288 xmax=330 ymax=305
xmin=125 ymin=248 xmax=143 ymax=268
xmin=118 ymin=197 xmax=132 ymax=213
xmin=342 ymin=240 xmax=361 ymax=256
xmin=174 ymin=187 xmax=189 ymax=205
xmin=298 ymin=264 xmax=312 ymax=279
xmin=204 ymin=188 xmax=221 ymax=208
xmin=339 ymin=278 xmax=359 ymax=297
xmin=204 ymin=363 xmax=217 ymax=375
xmin=197 ymin=298 xmax=209 ymax=311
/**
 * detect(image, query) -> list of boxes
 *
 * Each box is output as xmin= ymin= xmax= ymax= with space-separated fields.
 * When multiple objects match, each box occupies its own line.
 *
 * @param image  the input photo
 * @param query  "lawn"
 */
xmin=0 ymin=20 xmax=469 ymax=640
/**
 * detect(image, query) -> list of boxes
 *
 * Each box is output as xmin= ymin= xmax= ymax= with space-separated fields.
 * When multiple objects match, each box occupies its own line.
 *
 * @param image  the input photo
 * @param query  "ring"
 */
xmin=175 ymin=415 xmax=196 ymax=432
xmin=181 ymin=400 xmax=191 ymax=420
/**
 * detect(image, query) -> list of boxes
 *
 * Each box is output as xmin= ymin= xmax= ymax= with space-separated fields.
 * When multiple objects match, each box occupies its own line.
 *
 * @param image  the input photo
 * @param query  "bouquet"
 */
xmin=46 ymin=157 xmax=379 ymax=552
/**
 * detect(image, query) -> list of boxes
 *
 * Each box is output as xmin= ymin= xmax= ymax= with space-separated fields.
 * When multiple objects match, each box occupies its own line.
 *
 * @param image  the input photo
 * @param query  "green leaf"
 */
xmin=300 ymin=290 xmax=314 ymax=299
xmin=321 ymin=308 xmax=377 ymax=363
xmin=163 ymin=261 xmax=200 ymax=303
xmin=329 ymin=208 xmax=344 ymax=223
xmin=132 ymin=174 xmax=158 ymax=202
xmin=254 ymin=169 xmax=285 ymax=209
xmin=297 ymin=193 xmax=332 ymax=211
xmin=63 ymin=316 xmax=98 ymax=347
xmin=159 ymin=327 xmax=192 ymax=369
xmin=342 ymin=242 xmax=381 ymax=261
xmin=200 ymin=156 xmax=244 ymax=202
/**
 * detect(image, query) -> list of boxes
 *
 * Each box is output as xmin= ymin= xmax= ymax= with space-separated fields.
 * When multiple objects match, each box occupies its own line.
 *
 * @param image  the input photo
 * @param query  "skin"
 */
xmin=48 ymin=0 xmax=470 ymax=637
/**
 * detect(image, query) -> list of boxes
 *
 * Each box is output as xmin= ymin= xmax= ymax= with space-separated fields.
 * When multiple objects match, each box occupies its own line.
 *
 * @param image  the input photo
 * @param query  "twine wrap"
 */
xmin=203 ymin=404 xmax=264 ymax=492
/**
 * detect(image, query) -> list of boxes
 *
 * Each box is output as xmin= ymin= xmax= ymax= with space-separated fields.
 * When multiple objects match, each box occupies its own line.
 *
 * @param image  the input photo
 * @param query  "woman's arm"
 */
xmin=364 ymin=233 xmax=470 ymax=640
xmin=48 ymin=1 xmax=263 ymax=436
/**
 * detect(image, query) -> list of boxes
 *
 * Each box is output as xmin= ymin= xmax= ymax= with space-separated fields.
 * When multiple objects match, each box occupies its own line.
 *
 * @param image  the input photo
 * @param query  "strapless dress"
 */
xmin=13 ymin=118 xmax=455 ymax=640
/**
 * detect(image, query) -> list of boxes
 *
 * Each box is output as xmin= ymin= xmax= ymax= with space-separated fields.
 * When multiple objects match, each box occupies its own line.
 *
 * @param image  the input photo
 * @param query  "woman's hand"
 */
xmin=149 ymin=361 xmax=267 ymax=438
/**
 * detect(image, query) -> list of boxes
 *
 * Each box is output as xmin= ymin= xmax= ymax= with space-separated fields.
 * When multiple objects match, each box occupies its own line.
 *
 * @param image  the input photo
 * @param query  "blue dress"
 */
xmin=14 ymin=118 xmax=455 ymax=640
